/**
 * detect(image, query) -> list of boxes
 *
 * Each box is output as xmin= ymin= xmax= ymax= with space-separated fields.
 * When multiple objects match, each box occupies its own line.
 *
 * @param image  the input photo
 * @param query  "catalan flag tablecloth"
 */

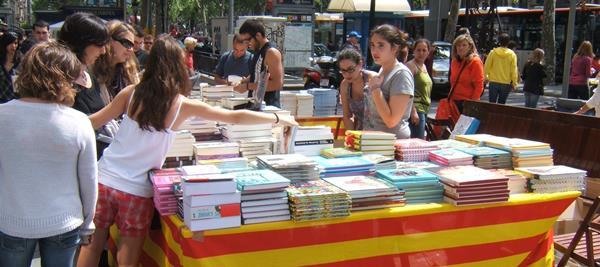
xmin=109 ymin=191 xmax=579 ymax=267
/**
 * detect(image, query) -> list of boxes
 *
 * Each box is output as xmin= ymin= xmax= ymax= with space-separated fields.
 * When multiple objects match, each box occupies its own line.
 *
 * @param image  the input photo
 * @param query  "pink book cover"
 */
xmin=151 ymin=175 xmax=181 ymax=188
xmin=394 ymin=138 xmax=438 ymax=149
xmin=436 ymin=166 xmax=508 ymax=187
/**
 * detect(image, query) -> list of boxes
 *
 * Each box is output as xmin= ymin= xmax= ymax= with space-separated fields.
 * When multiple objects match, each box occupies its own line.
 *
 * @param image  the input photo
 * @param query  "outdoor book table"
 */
xmin=108 ymin=191 xmax=579 ymax=266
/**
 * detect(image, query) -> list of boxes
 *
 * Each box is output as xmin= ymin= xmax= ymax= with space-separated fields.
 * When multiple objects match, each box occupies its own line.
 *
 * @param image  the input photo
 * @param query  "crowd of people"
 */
xmin=0 ymin=13 xmax=297 ymax=267
xmin=0 ymin=11 xmax=599 ymax=267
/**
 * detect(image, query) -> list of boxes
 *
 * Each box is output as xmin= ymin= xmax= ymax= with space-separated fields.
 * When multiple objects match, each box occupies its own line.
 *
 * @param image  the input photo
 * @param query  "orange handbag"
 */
xmin=432 ymin=59 xmax=470 ymax=138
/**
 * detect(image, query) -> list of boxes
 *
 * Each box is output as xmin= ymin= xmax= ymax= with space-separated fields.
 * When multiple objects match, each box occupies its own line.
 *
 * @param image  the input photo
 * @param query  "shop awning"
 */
xmin=327 ymin=0 xmax=411 ymax=13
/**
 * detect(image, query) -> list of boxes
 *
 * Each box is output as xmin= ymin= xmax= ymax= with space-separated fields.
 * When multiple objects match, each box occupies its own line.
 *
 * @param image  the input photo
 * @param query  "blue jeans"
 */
xmin=409 ymin=112 xmax=426 ymax=139
xmin=0 ymin=228 xmax=80 ymax=267
xmin=488 ymin=82 xmax=512 ymax=104
xmin=524 ymin=92 xmax=540 ymax=108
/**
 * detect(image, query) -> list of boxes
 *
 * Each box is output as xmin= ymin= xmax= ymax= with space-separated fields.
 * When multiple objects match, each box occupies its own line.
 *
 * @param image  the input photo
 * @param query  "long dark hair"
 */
xmin=130 ymin=35 xmax=191 ymax=131
xmin=0 ymin=32 xmax=19 ymax=66
xmin=58 ymin=12 xmax=109 ymax=63
xmin=370 ymin=24 xmax=407 ymax=57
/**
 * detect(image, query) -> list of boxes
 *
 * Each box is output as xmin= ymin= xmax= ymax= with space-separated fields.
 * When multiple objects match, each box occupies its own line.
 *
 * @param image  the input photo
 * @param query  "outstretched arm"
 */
xmin=88 ymin=85 xmax=132 ymax=129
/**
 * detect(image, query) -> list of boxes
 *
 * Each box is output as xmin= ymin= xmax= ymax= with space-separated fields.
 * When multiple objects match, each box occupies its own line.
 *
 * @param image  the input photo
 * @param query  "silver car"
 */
xmin=431 ymin=41 xmax=451 ymax=100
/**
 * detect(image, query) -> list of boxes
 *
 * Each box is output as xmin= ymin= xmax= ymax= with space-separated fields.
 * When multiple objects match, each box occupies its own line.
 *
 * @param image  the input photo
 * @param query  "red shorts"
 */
xmin=94 ymin=183 xmax=154 ymax=237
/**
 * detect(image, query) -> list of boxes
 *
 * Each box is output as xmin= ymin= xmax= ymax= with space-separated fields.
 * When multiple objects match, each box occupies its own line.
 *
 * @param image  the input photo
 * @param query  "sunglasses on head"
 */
xmin=113 ymin=36 xmax=134 ymax=49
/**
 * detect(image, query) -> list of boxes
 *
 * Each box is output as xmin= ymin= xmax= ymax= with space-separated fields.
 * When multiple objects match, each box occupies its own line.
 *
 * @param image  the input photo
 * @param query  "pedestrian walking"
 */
xmin=522 ymin=48 xmax=546 ymax=108
xmin=484 ymin=33 xmax=519 ymax=104
xmin=568 ymin=41 xmax=594 ymax=100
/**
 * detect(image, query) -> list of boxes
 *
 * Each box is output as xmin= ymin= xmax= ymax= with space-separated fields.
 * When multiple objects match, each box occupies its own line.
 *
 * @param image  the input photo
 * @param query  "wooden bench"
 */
xmin=462 ymin=100 xmax=600 ymax=177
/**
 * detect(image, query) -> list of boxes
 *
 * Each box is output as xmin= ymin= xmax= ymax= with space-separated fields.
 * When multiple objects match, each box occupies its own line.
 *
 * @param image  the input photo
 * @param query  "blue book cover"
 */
xmin=376 ymin=168 xmax=439 ymax=183
xmin=311 ymin=156 xmax=374 ymax=170
xmin=458 ymin=147 xmax=511 ymax=158
xmin=232 ymin=170 xmax=291 ymax=191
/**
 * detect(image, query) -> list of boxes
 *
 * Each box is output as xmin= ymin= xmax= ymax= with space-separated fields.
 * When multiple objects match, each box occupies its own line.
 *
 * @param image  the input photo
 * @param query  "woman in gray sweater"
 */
xmin=0 ymin=42 xmax=98 ymax=267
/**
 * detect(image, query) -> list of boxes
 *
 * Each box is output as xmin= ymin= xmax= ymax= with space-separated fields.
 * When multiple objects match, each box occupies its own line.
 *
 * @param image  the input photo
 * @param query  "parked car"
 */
xmin=430 ymin=41 xmax=452 ymax=100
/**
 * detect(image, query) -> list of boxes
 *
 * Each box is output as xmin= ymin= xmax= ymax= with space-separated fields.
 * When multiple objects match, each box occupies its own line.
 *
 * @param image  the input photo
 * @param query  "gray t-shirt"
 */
xmin=214 ymin=50 xmax=253 ymax=79
xmin=363 ymin=62 xmax=414 ymax=139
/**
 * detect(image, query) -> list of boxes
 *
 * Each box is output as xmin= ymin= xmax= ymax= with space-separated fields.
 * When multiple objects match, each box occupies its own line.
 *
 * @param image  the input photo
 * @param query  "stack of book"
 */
xmin=196 ymin=157 xmax=249 ymax=173
xmin=262 ymin=105 xmax=292 ymax=117
xmin=458 ymin=146 xmax=512 ymax=169
xmin=376 ymin=168 xmax=444 ymax=204
xmin=221 ymin=97 xmax=251 ymax=110
xmin=435 ymin=166 xmax=510 ymax=206
xmin=149 ymin=168 xmax=182 ymax=215
xmin=287 ymin=179 xmax=351 ymax=221
xmin=396 ymin=161 xmax=442 ymax=173
xmin=484 ymin=137 xmax=554 ymax=168
xmin=256 ymin=154 xmax=320 ymax=181
xmin=233 ymin=169 xmax=292 ymax=224
xmin=320 ymin=147 xmax=363 ymax=159
xmin=429 ymin=139 xmax=476 ymax=150
xmin=296 ymin=92 xmax=314 ymax=117
xmin=163 ymin=131 xmax=196 ymax=168
xmin=238 ymin=138 xmax=275 ymax=159
xmin=280 ymin=91 xmax=298 ymax=116
xmin=290 ymin=126 xmax=334 ymax=156
xmin=323 ymin=176 xmax=405 ymax=211
xmin=429 ymin=149 xmax=474 ymax=166
xmin=193 ymin=142 xmax=239 ymax=160
xmin=394 ymin=138 xmax=439 ymax=162
xmin=308 ymin=88 xmax=337 ymax=116
xmin=345 ymin=130 xmax=396 ymax=157
xmin=488 ymin=169 xmax=528 ymax=194
xmin=179 ymin=117 xmax=222 ymax=142
xmin=361 ymin=154 xmax=396 ymax=170
xmin=179 ymin=169 xmax=241 ymax=231
xmin=454 ymin=134 xmax=497 ymax=146
xmin=222 ymin=123 xmax=274 ymax=159
xmin=201 ymin=85 xmax=234 ymax=104
xmin=312 ymin=156 xmax=375 ymax=178
xmin=515 ymin=165 xmax=586 ymax=193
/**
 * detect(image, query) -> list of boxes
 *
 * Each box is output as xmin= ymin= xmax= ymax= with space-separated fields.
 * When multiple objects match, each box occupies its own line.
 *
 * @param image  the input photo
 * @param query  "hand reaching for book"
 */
xmin=276 ymin=114 xmax=299 ymax=127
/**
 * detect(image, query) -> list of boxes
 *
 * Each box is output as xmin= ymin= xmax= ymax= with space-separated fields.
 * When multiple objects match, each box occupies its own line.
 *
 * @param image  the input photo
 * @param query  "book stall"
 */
xmin=107 ymin=89 xmax=588 ymax=266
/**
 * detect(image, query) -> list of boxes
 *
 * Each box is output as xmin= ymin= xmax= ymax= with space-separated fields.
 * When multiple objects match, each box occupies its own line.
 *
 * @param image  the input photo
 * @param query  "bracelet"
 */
xmin=273 ymin=113 xmax=279 ymax=124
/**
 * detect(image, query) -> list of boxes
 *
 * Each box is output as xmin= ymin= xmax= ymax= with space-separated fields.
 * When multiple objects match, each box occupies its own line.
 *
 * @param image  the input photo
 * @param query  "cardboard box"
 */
xmin=585 ymin=177 xmax=600 ymax=198
xmin=553 ymin=197 xmax=587 ymax=235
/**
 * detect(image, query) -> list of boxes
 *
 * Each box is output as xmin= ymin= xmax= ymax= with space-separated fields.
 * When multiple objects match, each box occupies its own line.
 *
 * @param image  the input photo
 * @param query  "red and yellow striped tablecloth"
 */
xmin=109 ymin=191 xmax=579 ymax=267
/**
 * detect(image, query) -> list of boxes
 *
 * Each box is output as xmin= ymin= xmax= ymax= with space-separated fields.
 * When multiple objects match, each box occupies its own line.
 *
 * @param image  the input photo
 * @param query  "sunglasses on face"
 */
xmin=339 ymin=66 xmax=357 ymax=74
xmin=113 ymin=37 xmax=134 ymax=50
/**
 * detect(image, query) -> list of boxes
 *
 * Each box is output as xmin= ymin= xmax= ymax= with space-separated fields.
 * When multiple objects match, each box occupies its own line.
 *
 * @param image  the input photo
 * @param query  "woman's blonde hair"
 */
xmin=93 ymin=20 xmax=139 ymax=98
xmin=576 ymin=41 xmax=594 ymax=57
xmin=16 ymin=42 xmax=82 ymax=106
xmin=452 ymin=34 xmax=477 ymax=61
xmin=528 ymin=48 xmax=544 ymax=64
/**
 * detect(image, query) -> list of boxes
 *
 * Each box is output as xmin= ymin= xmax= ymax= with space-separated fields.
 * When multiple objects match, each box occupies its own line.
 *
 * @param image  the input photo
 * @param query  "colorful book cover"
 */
xmin=311 ymin=156 xmax=374 ymax=170
xmin=321 ymin=148 xmax=363 ymax=158
xmin=435 ymin=166 xmax=508 ymax=187
xmin=183 ymin=203 xmax=241 ymax=220
xmin=232 ymin=169 xmax=291 ymax=191
xmin=322 ymin=176 xmax=397 ymax=194
xmin=376 ymin=168 xmax=439 ymax=183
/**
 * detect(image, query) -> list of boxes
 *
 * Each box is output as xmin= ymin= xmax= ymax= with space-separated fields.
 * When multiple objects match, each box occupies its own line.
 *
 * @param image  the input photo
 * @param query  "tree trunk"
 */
xmin=444 ymin=0 xmax=460 ymax=43
xmin=542 ymin=0 xmax=555 ymax=84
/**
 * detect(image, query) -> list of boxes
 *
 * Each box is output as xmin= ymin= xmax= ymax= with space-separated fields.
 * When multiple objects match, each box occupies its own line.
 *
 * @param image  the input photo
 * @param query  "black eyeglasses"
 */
xmin=339 ymin=66 xmax=357 ymax=74
xmin=113 ymin=37 xmax=134 ymax=50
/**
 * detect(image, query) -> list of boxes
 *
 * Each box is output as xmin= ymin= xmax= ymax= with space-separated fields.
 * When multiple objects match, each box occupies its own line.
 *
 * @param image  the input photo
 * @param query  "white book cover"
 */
xmin=181 ymin=180 xmax=237 ymax=196
xmin=243 ymin=215 xmax=291 ymax=224
xmin=183 ymin=191 xmax=241 ymax=207
xmin=185 ymin=215 xmax=241 ymax=231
